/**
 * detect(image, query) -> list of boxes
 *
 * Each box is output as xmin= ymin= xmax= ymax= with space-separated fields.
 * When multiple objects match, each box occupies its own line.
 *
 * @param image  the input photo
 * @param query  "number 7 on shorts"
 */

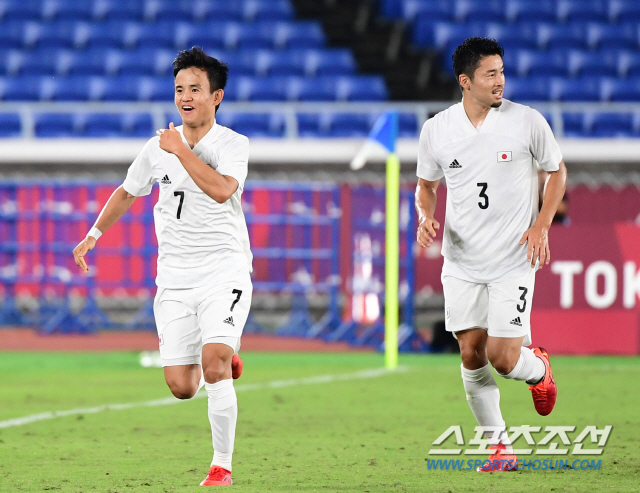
xmin=230 ymin=289 xmax=242 ymax=312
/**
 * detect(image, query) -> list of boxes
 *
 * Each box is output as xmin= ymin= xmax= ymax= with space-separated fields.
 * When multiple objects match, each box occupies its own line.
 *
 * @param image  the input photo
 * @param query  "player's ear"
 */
xmin=459 ymin=74 xmax=470 ymax=91
xmin=213 ymin=88 xmax=224 ymax=106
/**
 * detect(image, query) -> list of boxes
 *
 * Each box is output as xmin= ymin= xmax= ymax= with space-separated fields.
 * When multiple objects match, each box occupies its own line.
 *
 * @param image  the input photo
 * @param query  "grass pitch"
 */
xmin=0 ymin=351 xmax=638 ymax=492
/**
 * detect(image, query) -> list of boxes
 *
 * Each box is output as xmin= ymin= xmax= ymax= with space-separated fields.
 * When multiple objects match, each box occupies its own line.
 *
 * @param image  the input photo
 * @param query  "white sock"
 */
xmin=205 ymin=379 xmax=237 ymax=472
xmin=500 ymin=347 xmax=545 ymax=384
xmin=197 ymin=369 xmax=206 ymax=393
xmin=461 ymin=364 xmax=512 ymax=452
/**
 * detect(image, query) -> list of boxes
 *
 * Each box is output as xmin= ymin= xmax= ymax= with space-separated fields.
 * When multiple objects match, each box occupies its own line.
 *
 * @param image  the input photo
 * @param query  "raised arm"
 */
xmin=415 ymin=177 xmax=441 ymax=248
xmin=72 ymin=185 xmax=136 ymax=273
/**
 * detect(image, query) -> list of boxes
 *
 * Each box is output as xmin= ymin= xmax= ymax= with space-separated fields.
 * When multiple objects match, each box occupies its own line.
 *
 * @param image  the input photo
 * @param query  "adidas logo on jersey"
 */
xmin=161 ymin=175 xmax=171 ymax=185
xmin=510 ymin=317 xmax=522 ymax=326
xmin=449 ymin=159 xmax=462 ymax=168
xmin=223 ymin=316 xmax=235 ymax=327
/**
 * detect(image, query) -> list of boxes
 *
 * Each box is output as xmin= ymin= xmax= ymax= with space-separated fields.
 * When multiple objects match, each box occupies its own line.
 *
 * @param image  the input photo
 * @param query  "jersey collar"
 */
xmin=459 ymin=101 xmax=500 ymax=135
xmin=176 ymin=119 xmax=220 ymax=151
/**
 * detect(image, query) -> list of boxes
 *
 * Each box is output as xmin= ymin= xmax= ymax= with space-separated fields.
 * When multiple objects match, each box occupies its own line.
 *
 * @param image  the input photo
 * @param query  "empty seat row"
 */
xmin=415 ymin=20 xmax=640 ymax=50
xmin=0 ymin=48 xmax=356 ymax=78
xmin=385 ymin=0 xmax=640 ymax=24
xmin=0 ymin=0 xmax=295 ymax=23
xmin=562 ymin=112 xmax=640 ymax=137
xmin=504 ymin=76 xmax=640 ymax=101
xmin=0 ymin=75 xmax=389 ymax=102
xmin=0 ymin=20 xmax=326 ymax=50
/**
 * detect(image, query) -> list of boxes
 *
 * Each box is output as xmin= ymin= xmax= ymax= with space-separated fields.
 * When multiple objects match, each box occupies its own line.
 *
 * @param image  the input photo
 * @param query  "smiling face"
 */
xmin=460 ymin=54 xmax=505 ymax=109
xmin=174 ymin=67 xmax=223 ymax=128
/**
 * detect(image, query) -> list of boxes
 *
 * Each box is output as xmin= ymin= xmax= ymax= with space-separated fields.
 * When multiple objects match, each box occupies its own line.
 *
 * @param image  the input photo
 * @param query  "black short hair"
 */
xmin=452 ymin=37 xmax=504 ymax=86
xmin=172 ymin=47 xmax=228 ymax=110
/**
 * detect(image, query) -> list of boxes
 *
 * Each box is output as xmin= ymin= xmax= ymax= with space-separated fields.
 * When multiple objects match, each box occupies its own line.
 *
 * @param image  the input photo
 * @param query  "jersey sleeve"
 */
xmin=216 ymin=135 xmax=249 ymax=189
xmin=416 ymin=120 xmax=444 ymax=181
xmin=122 ymin=138 xmax=158 ymax=196
xmin=529 ymin=109 xmax=563 ymax=172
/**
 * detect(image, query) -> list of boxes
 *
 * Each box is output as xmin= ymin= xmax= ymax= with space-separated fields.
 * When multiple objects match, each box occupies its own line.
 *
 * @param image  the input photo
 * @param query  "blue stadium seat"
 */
xmin=328 ymin=113 xmax=370 ymax=137
xmin=537 ymin=23 xmax=588 ymax=50
xmin=81 ymin=113 xmax=123 ymax=137
xmin=135 ymin=21 xmax=177 ymax=49
xmin=0 ymin=49 xmax=24 ymax=76
xmin=292 ymin=77 xmax=338 ymax=101
xmin=65 ymin=48 xmax=117 ymax=76
xmin=266 ymin=50 xmax=306 ymax=76
xmin=196 ymin=1 xmax=244 ymax=22
xmin=34 ymin=113 xmax=75 ymax=137
xmin=402 ymin=0 xmax=454 ymax=23
xmin=604 ymin=78 xmax=640 ymax=101
xmin=0 ymin=113 xmax=21 ymax=137
xmin=122 ymin=112 xmax=153 ymax=137
xmin=148 ymin=1 xmax=195 ymax=23
xmin=1 ymin=0 xmax=42 ymax=21
xmin=93 ymin=0 xmax=146 ymax=21
xmin=618 ymin=52 xmax=640 ymax=78
xmin=175 ymin=22 xmax=227 ymax=50
xmin=23 ymin=21 xmax=77 ymax=49
xmin=217 ymin=112 xmax=286 ymax=137
xmin=296 ymin=113 xmax=331 ymax=137
xmin=244 ymin=0 xmax=295 ymax=22
xmin=336 ymin=76 xmax=388 ymax=101
xmin=100 ymin=75 xmax=141 ymax=101
xmin=381 ymin=0 xmax=403 ymax=19
xmin=42 ymin=75 xmax=103 ymax=101
xmin=503 ymin=77 xmax=550 ymax=101
xmin=501 ymin=49 xmax=518 ymax=76
xmin=562 ymin=113 xmax=586 ymax=137
xmin=1 ymin=76 xmax=42 ymax=100
xmin=505 ymin=0 xmax=557 ymax=23
xmin=141 ymin=76 xmax=175 ymax=101
xmin=235 ymin=22 xmax=279 ymax=50
xmin=587 ymin=23 xmax=638 ymax=50
xmin=568 ymin=50 xmax=619 ymax=77
xmin=16 ymin=49 xmax=61 ymax=75
xmin=235 ymin=76 xmax=288 ymax=101
xmin=486 ymin=23 xmax=537 ymax=50
xmin=309 ymin=49 xmax=356 ymax=76
xmin=591 ymin=113 xmax=634 ymax=137
xmin=416 ymin=21 xmax=483 ymax=49
xmin=277 ymin=22 xmax=326 ymax=49
xmin=44 ymin=0 xmax=94 ymax=21
xmin=0 ymin=21 xmax=26 ymax=48
xmin=557 ymin=0 xmax=608 ymax=23
xmin=551 ymin=77 xmax=602 ymax=101
xmin=399 ymin=113 xmax=419 ymax=137
xmin=77 ymin=22 xmax=128 ymax=49
xmin=517 ymin=49 xmax=569 ymax=77
xmin=164 ymin=111 xmax=181 ymax=128
xmin=609 ymin=0 xmax=640 ymax=23
xmin=118 ymin=48 xmax=159 ymax=75
xmin=456 ymin=0 xmax=507 ymax=23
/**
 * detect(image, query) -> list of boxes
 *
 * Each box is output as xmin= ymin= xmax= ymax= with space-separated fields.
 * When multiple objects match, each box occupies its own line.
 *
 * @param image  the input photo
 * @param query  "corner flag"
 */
xmin=350 ymin=111 xmax=401 ymax=370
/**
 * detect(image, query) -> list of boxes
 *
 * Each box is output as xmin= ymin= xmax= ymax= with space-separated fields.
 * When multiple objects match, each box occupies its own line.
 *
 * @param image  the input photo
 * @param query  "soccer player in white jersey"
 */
xmin=72 ymin=47 xmax=252 ymax=486
xmin=415 ymin=38 xmax=567 ymax=472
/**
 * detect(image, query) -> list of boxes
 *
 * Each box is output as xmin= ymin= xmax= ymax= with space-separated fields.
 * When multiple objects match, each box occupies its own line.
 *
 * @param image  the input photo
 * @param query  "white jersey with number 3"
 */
xmin=123 ymin=121 xmax=252 ymax=289
xmin=417 ymin=99 xmax=563 ymax=283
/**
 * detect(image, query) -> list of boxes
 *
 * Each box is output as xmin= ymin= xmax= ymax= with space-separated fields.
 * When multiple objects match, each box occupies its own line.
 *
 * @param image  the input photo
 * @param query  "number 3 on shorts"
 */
xmin=230 ymin=289 xmax=243 ymax=312
xmin=517 ymin=286 xmax=528 ymax=313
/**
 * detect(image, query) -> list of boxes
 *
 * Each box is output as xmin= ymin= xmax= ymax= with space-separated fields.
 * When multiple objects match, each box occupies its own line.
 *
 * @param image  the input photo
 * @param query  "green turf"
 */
xmin=0 ymin=351 xmax=638 ymax=492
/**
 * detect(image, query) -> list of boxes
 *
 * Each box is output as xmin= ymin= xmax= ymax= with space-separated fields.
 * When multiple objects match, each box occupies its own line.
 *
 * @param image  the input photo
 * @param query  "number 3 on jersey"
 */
xmin=174 ymin=191 xmax=184 ymax=219
xmin=477 ymin=183 xmax=489 ymax=209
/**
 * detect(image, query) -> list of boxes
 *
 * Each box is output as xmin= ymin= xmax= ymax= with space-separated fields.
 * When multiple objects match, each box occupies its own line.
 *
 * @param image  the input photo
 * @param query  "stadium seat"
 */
xmin=277 ymin=22 xmax=326 ymax=49
xmin=381 ymin=0 xmax=403 ymax=19
xmin=42 ymin=75 xmax=104 ymax=101
xmin=402 ymin=0 xmax=454 ymax=23
xmin=196 ymin=1 xmax=244 ymax=22
xmin=292 ymin=77 xmax=338 ymax=101
xmin=244 ymin=0 xmax=295 ymax=22
xmin=486 ymin=23 xmax=538 ymax=51
xmin=234 ymin=23 xmax=279 ymax=50
xmin=235 ymin=76 xmax=288 ymax=101
xmin=399 ymin=112 xmax=419 ymax=137
xmin=133 ymin=21 xmax=177 ymax=49
xmin=328 ymin=113 xmax=370 ymax=138
xmin=587 ymin=23 xmax=638 ymax=50
xmin=557 ymin=0 xmax=608 ymax=23
xmin=148 ymin=1 xmax=195 ymax=23
xmin=604 ymin=78 xmax=640 ymax=101
xmin=217 ymin=112 xmax=286 ymax=138
xmin=64 ymin=48 xmax=116 ymax=76
xmin=517 ymin=49 xmax=569 ymax=77
xmin=100 ymin=76 xmax=141 ymax=101
xmin=142 ymin=75 xmax=176 ymax=101
xmin=0 ymin=113 xmax=21 ymax=137
xmin=122 ymin=112 xmax=154 ymax=137
xmin=336 ymin=76 xmax=388 ymax=101
xmin=0 ymin=20 xmax=26 ymax=48
xmin=505 ymin=0 xmax=557 ymax=23
xmin=1 ymin=0 xmax=42 ymax=21
xmin=118 ymin=48 xmax=160 ymax=76
xmin=551 ymin=77 xmax=602 ymax=101
xmin=0 ymin=49 xmax=25 ymax=76
xmin=591 ymin=112 xmax=634 ymax=137
xmin=266 ymin=50 xmax=306 ymax=76
xmin=618 ymin=52 xmax=640 ymax=78
xmin=77 ymin=22 xmax=128 ymax=49
xmin=175 ymin=22 xmax=227 ymax=50
xmin=568 ymin=50 xmax=619 ymax=77
xmin=503 ymin=77 xmax=550 ymax=101
xmin=296 ymin=113 xmax=331 ymax=137
xmin=23 ymin=21 xmax=77 ymax=49
xmin=562 ymin=112 xmax=586 ymax=137
xmin=538 ymin=22 xmax=589 ymax=50
xmin=81 ymin=113 xmax=123 ymax=137
xmin=455 ymin=0 xmax=508 ymax=23
xmin=15 ymin=49 xmax=61 ymax=75
xmin=93 ymin=0 xmax=146 ymax=22
xmin=34 ymin=113 xmax=76 ymax=137
xmin=43 ymin=0 xmax=94 ymax=21
xmin=307 ymin=49 xmax=356 ymax=77
xmin=609 ymin=0 xmax=640 ymax=23
xmin=416 ymin=21 xmax=483 ymax=50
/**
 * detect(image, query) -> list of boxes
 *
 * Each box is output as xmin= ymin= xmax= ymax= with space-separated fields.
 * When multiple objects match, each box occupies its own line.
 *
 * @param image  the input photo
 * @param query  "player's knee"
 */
xmin=203 ymin=364 xmax=227 ymax=384
xmin=459 ymin=343 xmax=486 ymax=368
xmin=490 ymin=357 xmax=516 ymax=376
xmin=165 ymin=379 xmax=198 ymax=400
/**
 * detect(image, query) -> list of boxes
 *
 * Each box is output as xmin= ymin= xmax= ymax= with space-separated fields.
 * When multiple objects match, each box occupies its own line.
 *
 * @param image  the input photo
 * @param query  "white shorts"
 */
xmin=153 ymin=272 xmax=253 ymax=367
xmin=442 ymin=268 xmax=536 ymax=346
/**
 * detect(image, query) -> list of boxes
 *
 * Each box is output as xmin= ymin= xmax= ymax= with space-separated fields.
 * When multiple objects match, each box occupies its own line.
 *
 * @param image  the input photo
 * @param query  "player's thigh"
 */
xmin=197 ymin=273 xmax=253 ymax=353
xmin=441 ymin=274 xmax=489 ymax=334
xmin=153 ymin=287 xmax=203 ymax=367
xmin=487 ymin=268 xmax=536 ymax=346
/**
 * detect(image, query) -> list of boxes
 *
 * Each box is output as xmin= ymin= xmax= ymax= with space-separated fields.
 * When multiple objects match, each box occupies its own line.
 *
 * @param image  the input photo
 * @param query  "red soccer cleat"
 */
xmin=200 ymin=466 xmax=232 ymax=486
xmin=231 ymin=354 xmax=243 ymax=380
xmin=478 ymin=443 xmax=518 ymax=472
xmin=529 ymin=347 xmax=557 ymax=416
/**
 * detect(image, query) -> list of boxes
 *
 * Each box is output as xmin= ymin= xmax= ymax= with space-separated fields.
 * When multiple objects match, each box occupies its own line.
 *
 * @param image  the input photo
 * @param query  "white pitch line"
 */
xmin=0 ymin=366 xmax=407 ymax=429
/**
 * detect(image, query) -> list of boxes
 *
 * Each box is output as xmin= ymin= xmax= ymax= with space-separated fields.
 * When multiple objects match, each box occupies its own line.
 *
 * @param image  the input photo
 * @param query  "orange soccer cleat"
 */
xmin=200 ymin=466 xmax=232 ymax=486
xmin=231 ymin=354 xmax=243 ymax=380
xmin=477 ymin=442 xmax=518 ymax=472
xmin=529 ymin=347 xmax=557 ymax=416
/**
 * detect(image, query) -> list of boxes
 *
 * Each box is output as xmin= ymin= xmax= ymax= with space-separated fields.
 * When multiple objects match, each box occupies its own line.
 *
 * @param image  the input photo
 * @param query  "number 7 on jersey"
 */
xmin=174 ymin=191 xmax=184 ymax=219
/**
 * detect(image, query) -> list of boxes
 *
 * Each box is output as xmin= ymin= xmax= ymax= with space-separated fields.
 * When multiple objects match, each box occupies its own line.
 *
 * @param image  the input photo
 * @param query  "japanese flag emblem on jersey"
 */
xmin=497 ymin=151 xmax=512 ymax=162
